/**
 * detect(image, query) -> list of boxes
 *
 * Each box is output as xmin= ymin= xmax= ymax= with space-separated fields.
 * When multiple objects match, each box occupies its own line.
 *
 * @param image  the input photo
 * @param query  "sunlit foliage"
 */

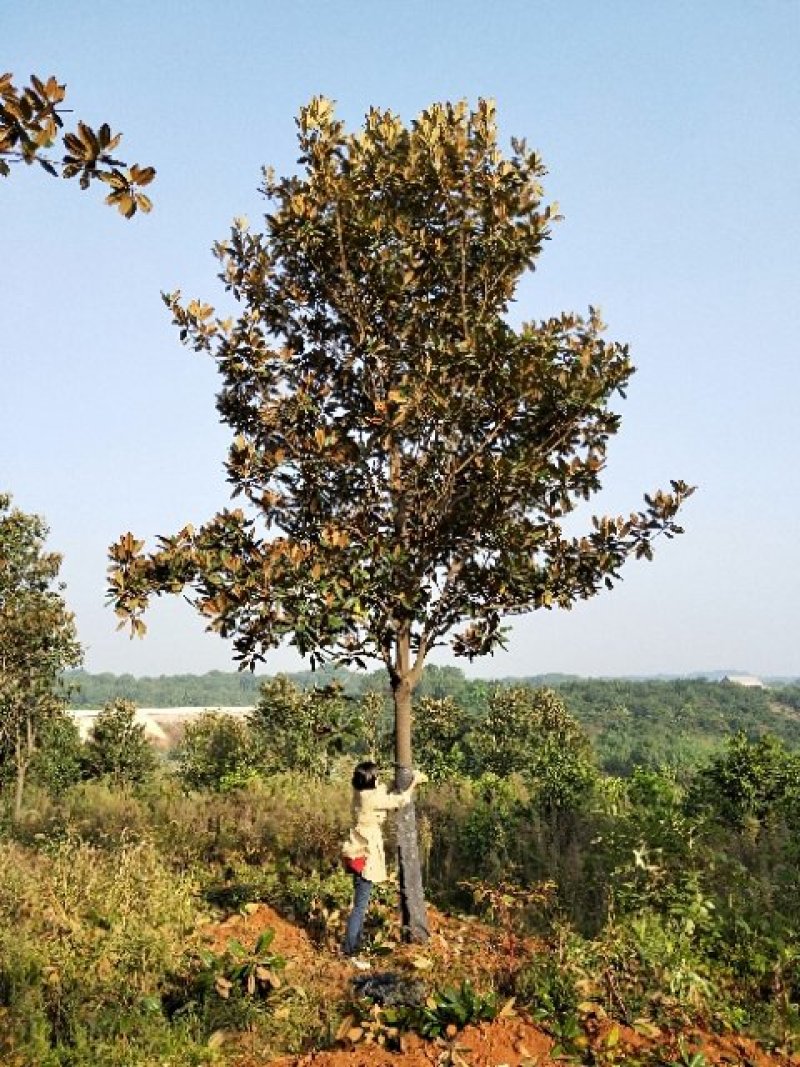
xmin=0 ymin=72 xmax=155 ymax=216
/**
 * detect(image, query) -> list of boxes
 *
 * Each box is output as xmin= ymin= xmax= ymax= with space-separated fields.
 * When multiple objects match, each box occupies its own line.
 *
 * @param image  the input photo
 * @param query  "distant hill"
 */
xmin=64 ymin=665 xmax=799 ymax=710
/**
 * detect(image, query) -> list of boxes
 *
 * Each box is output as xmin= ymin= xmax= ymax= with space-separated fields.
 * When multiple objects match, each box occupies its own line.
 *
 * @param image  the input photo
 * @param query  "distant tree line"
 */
xmin=64 ymin=667 xmax=800 ymax=778
xmin=66 ymin=668 xmax=266 ymax=710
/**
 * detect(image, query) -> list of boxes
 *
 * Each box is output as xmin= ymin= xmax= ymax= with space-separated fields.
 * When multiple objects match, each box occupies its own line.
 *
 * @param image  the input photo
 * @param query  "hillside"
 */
xmin=4 ymin=760 xmax=799 ymax=1067
xmin=205 ymin=901 xmax=790 ymax=1067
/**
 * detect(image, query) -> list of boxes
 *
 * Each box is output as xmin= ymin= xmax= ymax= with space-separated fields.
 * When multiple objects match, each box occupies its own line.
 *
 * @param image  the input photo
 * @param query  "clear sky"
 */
xmin=2 ymin=0 xmax=798 ymax=679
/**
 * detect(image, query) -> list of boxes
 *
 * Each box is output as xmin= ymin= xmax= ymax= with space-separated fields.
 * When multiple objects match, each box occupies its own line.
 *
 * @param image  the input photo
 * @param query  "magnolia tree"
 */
xmin=0 ymin=495 xmax=82 ymax=817
xmin=1 ymin=72 xmax=155 ymax=216
xmin=109 ymin=98 xmax=693 ymax=941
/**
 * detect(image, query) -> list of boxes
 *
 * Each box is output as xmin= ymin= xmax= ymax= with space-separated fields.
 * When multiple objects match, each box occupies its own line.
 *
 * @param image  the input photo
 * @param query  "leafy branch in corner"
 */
xmin=0 ymin=72 xmax=155 ymax=217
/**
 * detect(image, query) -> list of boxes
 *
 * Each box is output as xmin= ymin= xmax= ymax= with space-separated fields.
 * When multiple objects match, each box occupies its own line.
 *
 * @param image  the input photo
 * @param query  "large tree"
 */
xmin=1 ymin=72 xmax=154 ymax=216
xmin=108 ymin=98 xmax=692 ymax=941
xmin=0 ymin=495 xmax=82 ymax=817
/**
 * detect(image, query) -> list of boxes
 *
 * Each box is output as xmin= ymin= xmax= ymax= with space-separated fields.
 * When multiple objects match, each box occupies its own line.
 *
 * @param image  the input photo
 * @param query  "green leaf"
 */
xmin=255 ymin=929 xmax=276 ymax=954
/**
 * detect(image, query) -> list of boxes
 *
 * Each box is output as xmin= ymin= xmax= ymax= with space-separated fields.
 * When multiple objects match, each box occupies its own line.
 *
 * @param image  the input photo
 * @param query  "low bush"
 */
xmin=0 ymin=836 xmax=208 ymax=1065
xmin=167 ymin=929 xmax=287 ymax=1037
xmin=175 ymin=711 xmax=257 ymax=792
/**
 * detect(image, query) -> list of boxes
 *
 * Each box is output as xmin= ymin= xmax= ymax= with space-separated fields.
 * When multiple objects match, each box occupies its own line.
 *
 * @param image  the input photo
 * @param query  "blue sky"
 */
xmin=2 ymin=0 xmax=798 ymax=679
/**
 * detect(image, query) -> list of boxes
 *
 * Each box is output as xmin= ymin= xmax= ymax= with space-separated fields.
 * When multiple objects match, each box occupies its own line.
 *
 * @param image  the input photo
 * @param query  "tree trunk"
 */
xmin=392 ymin=675 xmax=430 ymax=944
xmin=14 ymin=761 xmax=27 ymax=822
xmin=13 ymin=730 xmax=29 ymax=823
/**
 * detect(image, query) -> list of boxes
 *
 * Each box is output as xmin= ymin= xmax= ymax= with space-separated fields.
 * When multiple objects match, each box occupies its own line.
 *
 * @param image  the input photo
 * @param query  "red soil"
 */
xmin=200 ymin=903 xmax=795 ymax=1067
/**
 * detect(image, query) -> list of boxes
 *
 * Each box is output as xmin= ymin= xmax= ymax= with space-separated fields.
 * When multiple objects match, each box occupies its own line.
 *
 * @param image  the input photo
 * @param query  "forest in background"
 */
xmin=66 ymin=667 xmax=800 ymax=778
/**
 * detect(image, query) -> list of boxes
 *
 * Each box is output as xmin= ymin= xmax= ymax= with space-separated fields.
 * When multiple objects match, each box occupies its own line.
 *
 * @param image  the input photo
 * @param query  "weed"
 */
xmin=462 ymin=878 xmax=557 ymax=945
xmin=339 ymin=979 xmax=498 ymax=1050
xmin=169 ymin=930 xmax=286 ymax=1035
xmin=546 ymin=1012 xmax=585 ymax=1059
xmin=666 ymin=1041 xmax=709 ymax=1067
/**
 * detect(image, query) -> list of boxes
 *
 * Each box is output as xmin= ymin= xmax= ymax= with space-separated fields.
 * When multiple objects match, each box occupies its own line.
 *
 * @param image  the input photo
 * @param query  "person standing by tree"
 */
xmin=341 ymin=761 xmax=426 ymax=963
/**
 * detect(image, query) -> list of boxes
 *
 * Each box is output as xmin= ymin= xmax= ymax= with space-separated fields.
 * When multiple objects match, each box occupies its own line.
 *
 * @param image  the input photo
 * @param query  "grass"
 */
xmin=0 ymin=769 xmax=797 ymax=1064
xmin=0 ymin=835 xmax=210 ymax=1066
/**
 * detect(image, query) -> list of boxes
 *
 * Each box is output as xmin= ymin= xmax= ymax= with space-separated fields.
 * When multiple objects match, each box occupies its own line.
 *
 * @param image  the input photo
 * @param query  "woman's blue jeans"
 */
xmin=342 ymin=873 xmax=373 ymax=955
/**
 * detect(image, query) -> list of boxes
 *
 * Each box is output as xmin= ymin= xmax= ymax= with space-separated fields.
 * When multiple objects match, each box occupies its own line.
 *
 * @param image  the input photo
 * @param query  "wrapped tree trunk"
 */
xmin=392 ymin=674 xmax=430 ymax=943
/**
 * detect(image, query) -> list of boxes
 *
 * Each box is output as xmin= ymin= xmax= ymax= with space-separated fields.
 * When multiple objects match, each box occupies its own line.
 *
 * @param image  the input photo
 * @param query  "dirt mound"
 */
xmin=279 ymin=1016 xmax=554 ymax=1067
xmin=261 ymin=1017 xmax=551 ymax=1067
xmin=202 ymin=902 xmax=318 ymax=960
xmin=201 ymin=901 xmax=352 ymax=1005
xmin=255 ymin=1016 xmax=795 ymax=1067
xmin=202 ymin=904 xmax=795 ymax=1067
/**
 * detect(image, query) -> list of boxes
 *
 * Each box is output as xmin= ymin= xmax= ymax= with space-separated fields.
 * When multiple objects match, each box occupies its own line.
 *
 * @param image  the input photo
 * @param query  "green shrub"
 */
xmin=688 ymin=733 xmax=800 ymax=829
xmin=0 ymin=837 xmax=204 ymax=1063
xmin=249 ymin=677 xmax=362 ymax=777
xmin=169 ymin=929 xmax=286 ymax=1036
xmin=459 ymin=773 xmax=530 ymax=880
xmin=465 ymin=687 xmax=597 ymax=809
xmin=175 ymin=711 xmax=256 ymax=792
xmin=82 ymin=699 xmax=158 ymax=785
xmin=513 ymin=948 xmax=580 ymax=1019
xmin=29 ymin=712 xmax=84 ymax=796
xmin=412 ymin=696 xmax=469 ymax=781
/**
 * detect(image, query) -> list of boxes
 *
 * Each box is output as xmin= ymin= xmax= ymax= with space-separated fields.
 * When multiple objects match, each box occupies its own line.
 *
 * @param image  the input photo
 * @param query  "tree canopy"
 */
xmin=109 ymin=97 xmax=692 ymax=680
xmin=1 ymin=72 xmax=154 ymax=216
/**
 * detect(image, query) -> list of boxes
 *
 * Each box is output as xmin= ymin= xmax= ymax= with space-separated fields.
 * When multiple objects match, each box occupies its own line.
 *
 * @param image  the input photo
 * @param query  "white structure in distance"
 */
xmin=70 ymin=706 xmax=254 ymax=744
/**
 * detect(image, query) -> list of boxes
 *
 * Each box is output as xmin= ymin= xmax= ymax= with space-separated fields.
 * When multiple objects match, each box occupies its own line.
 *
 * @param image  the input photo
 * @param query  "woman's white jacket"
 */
xmin=341 ymin=782 xmax=415 ymax=884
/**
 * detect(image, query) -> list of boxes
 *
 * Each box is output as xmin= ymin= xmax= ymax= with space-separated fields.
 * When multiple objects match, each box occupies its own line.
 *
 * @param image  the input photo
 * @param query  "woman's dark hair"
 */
xmin=352 ymin=761 xmax=379 ymax=791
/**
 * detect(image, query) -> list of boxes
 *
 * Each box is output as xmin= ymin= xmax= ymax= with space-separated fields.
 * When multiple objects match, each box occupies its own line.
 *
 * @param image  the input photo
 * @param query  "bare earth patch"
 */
xmin=201 ymin=904 xmax=794 ymax=1067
